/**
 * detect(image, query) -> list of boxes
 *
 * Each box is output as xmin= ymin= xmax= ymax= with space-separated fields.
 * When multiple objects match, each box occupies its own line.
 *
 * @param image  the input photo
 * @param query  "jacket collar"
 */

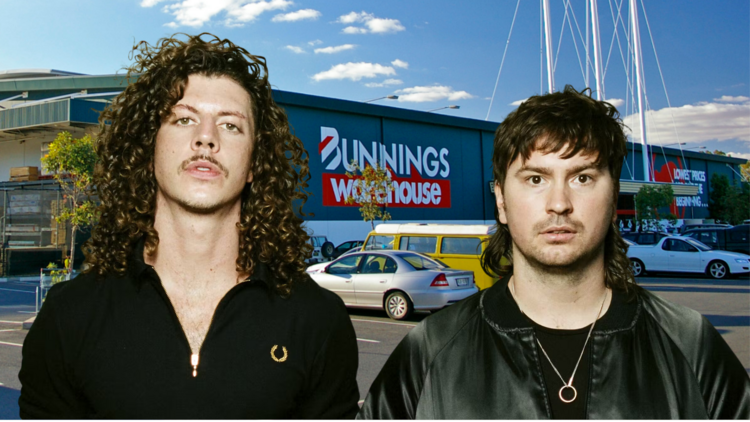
xmin=480 ymin=272 xmax=641 ymax=334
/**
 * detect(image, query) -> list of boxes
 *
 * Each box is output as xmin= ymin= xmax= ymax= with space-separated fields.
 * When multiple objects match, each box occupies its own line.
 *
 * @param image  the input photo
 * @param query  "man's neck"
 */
xmin=145 ymin=197 xmax=246 ymax=292
xmin=509 ymin=254 xmax=612 ymax=330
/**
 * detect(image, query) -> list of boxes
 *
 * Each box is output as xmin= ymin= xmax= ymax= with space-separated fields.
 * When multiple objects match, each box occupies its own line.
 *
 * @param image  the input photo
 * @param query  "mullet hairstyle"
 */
xmin=481 ymin=85 xmax=637 ymax=295
xmin=85 ymin=33 xmax=312 ymax=295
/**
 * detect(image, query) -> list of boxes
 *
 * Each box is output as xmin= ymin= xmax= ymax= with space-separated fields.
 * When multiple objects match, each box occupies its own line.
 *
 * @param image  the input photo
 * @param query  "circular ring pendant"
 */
xmin=559 ymin=385 xmax=577 ymax=403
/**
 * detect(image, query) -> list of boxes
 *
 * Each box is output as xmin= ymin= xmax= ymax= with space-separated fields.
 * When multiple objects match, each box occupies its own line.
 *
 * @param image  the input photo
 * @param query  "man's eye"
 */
xmin=223 ymin=123 xmax=239 ymax=132
xmin=176 ymin=117 xmax=191 ymax=125
xmin=529 ymin=176 xmax=542 ymax=184
xmin=577 ymin=175 xmax=591 ymax=183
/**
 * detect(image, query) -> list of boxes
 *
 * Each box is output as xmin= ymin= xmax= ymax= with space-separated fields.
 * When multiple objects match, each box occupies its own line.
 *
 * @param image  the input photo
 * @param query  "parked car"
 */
xmin=627 ymin=236 xmax=750 ymax=279
xmin=683 ymin=226 xmax=750 ymax=255
xmin=306 ymin=250 xmax=478 ymax=320
xmin=678 ymin=223 xmax=731 ymax=234
xmin=362 ymin=223 xmax=505 ymax=290
xmin=305 ymin=235 xmax=334 ymax=264
xmin=621 ymin=231 xmax=670 ymax=245
xmin=331 ymin=240 xmax=364 ymax=259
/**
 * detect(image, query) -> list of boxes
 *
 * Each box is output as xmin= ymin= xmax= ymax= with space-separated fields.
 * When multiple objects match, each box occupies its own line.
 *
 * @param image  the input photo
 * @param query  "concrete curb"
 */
xmin=23 ymin=317 xmax=35 ymax=330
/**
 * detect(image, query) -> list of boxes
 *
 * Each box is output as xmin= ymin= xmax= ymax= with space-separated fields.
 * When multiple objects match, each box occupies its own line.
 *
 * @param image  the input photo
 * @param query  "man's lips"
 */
xmin=183 ymin=161 xmax=224 ymax=179
xmin=540 ymin=226 xmax=577 ymax=242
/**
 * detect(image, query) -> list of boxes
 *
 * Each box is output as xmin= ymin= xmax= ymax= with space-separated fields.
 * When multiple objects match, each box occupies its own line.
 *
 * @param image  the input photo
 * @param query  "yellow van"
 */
xmin=362 ymin=223 xmax=508 ymax=290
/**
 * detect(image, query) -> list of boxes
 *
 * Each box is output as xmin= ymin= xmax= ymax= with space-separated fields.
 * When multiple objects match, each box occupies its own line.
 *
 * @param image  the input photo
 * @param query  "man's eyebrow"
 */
xmin=172 ymin=104 xmax=199 ymax=114
xmin=218 ymin=110 xmax=247 ymax=120
xmin=171 ymin=104 xmax=247 ymax=120
xmin=515 ymin=163 xmax=604 ymax=177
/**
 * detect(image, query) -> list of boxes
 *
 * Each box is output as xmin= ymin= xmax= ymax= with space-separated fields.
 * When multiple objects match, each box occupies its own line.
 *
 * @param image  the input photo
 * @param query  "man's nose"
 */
xmin=191 ymin=120 xmax=220 ymax=153
xmin=546 ymin=181 xmax=573 ymax=215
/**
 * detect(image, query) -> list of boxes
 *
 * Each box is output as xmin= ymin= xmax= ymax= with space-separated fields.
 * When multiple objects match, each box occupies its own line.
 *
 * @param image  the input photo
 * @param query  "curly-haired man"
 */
xmin=358 ymin=86 xmax=749 ymax=419
xmin=20 ymin=34 xmax=359 ymax=419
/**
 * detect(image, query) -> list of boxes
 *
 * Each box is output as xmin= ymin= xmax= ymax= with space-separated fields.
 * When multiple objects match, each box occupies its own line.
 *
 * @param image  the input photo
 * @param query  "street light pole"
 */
xmin=426 ymin=105 xmax=460 ymax=113
xmin=363 ymin=95 xmax=398 ymax=103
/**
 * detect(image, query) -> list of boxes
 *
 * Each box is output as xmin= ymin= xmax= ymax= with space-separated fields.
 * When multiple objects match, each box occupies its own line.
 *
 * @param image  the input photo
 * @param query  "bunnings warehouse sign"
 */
xmin=319 ymin=126 xmax=451 ymax=208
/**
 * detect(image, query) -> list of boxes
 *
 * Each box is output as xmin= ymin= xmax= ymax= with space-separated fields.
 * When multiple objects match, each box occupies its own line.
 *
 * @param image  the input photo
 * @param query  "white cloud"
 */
xmin=140 ymin=0 xmax=168 ymax=7
xmin=510 ymin=98 xmax=527 ymax=106
xmin=285 ymin=45 xmax=305 ymax=54
xmin=308 ymin=39 xmax=323 ymax=46
xmin=365 ymin=79 xmax=403 ymax=88
xmin=714 ymin=95 xmax=750 ymax=103
xmin=272 ymin=8 xmax=321 ymax=22
xmin=337 ymin=11 xmax=371 ymax=24
xmin=391 ymin=59 xmax=408 ymax=69
xmin=314 ymin=44 xmax=356 ymax=54
xmin=395 ymin=85 xmax=474 ymax=103
xmin=337 ymin=11 xmax=405 ymax=34
xmin=148 ymin=0 xmax=292 ymax=28
xmin=312 ymin=62 xmax=396 ymax=82
xmin=727 ymin=152 xmax=750 ymax=160
xmin=366 ymin=18 xmax=405 ymax=34
xmin=624 ymin=101 xmax=750 ymax=146
xmin=164 ymin=21 xmax=179 ymax=28
xmin=606 ymin=98 xmax=625 ymax=108
xmin=342 ymin=26 xmax=368 ymax=34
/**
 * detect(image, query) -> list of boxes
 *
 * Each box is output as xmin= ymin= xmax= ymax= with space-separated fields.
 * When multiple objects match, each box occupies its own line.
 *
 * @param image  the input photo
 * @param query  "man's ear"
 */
xmin=246 ymin=171 xmax=254 ymax=184
xmin=494 ymin=182 xmax=508 ymax=224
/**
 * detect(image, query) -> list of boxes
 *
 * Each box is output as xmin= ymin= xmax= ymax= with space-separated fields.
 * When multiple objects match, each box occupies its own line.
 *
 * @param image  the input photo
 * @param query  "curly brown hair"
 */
xmin=481 ymin=86 xmax=638 ymax=296
xmin=84 ymin=33 xmax=312 ymax=295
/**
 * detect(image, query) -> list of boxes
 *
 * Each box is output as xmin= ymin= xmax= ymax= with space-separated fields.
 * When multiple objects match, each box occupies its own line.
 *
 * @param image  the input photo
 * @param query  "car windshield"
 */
xmin=683 ymin=237 xmax=712 ymax=251
xmin=400 ymin=253 xmax=444 ymax=271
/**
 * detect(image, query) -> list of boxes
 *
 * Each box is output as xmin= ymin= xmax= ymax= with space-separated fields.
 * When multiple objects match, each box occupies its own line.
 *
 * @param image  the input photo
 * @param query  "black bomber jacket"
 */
xmin=358 ymin=275 xmax=750 ymax=419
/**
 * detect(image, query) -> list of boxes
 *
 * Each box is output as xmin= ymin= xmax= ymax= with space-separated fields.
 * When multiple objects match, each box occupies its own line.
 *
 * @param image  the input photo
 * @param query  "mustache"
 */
xmin=533 ymin=217 xmax=584 ymax=233
xmin=179 ymin=154 xmax=229 ymax=176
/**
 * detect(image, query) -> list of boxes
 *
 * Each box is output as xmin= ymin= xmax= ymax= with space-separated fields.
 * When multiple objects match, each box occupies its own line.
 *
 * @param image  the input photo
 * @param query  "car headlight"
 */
xmin=735 ymin=259 xmax=749 ymax=264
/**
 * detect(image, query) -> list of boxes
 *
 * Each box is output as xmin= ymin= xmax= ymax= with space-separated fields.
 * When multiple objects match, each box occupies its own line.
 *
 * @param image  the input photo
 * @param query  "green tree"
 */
xmin=345 ymin=160 xmax=394 ymax=229
xmin=708 ymin=173 xmax=730 ymax=221
xmin=740 ymin=161 xmax=750 ymax=182
xmin=723 ymin=182 xmax=750 ymax=225
xmin=41 ymin=132 xmax=98 ymax=274
xmin=635 ymin=184 xmax=677 ymax=232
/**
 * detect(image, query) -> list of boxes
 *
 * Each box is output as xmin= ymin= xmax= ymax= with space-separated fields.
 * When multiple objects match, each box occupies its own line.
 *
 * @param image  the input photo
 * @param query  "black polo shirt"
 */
xmin=19 ymin=240 xmax=360 ymax=419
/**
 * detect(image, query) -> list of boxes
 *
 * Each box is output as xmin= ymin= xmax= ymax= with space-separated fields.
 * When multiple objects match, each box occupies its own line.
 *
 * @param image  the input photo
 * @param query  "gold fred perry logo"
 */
xmin=271 ymin=345 xmax=288 ymax=363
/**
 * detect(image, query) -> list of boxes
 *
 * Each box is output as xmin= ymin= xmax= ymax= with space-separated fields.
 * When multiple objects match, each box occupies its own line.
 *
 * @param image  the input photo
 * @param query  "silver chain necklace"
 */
xmin=510 ymin=279 xmax=608 ymax=404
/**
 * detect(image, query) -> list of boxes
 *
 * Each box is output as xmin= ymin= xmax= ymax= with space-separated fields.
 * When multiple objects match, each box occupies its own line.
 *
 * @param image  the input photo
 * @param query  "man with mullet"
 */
xmin=19 ymin=34 xmax=359 ymax=419
xmin=358 ymin=86 xmax=750 ymax=419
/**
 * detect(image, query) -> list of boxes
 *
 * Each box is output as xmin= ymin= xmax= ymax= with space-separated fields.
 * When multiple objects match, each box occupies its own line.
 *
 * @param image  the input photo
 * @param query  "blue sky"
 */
xmin=2 ymin=0 xmax=748 ymax=159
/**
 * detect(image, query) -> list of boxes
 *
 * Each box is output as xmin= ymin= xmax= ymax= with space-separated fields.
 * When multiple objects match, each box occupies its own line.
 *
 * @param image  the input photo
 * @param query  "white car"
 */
xmin=627 ymin=236 xmax=750 ymax=279
xmin=306 ymin=250 xmax=478 ymax=320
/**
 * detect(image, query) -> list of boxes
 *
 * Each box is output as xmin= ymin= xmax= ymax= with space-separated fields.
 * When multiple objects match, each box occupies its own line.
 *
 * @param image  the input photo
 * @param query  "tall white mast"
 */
xmin=630 ymin=0 xmax=650 ymax=182
xmin=542 ymin=0 xmax=555 ymax=93
xmin=590 ymin=0 xmax=605 ymax=100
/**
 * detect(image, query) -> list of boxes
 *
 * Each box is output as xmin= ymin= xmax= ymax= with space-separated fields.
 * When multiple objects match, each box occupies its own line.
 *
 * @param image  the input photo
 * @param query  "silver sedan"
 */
xmin=306 ymin=250 xmax=478 ymax=320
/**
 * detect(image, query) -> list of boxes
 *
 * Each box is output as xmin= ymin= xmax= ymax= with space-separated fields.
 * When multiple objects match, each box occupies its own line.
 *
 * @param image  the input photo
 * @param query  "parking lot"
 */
xmin=0 ymin=274 xmax=748 ymax=418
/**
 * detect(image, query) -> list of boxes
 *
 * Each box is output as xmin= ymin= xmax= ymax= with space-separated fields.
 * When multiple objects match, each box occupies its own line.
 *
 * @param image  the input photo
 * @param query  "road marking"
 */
xmin=0 ymin=341 xmax=23 ymax=347
xmin=357 ymin=338 xmax=380 ymax=343
xmin=0 ymin=320 xmax=23 ymax=324
xmin=17 ymin=311 xmax=36 ymax=314
xmin=351 ymin=318 xmax=417 ymax=327
xmin=0 ymin=329 xmax=18 ymax=332
xmin=0 ymin=288 xmax=35 ymax=294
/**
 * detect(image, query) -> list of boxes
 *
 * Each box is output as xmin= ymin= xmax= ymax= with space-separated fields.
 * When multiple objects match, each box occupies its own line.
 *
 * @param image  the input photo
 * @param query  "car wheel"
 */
xmin=321 ymin=242 xmax=334 ymax=259
xmin=707 ymin=260 xmax=729 ymax=279
xmin=384 ymin=291 xmax=413 ymax=321
xmin=630 ymin=259 xmax=645 ymax=277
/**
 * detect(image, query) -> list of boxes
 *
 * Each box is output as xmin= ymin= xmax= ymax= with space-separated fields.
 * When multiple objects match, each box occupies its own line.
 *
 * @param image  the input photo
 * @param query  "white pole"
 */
xmin=542 ymin=0 xmax=555 ymax=93
xmin=590 ymin=0 xmax=605 ymax=100
xmin=630 ymin=0 xmax=650 ymax=182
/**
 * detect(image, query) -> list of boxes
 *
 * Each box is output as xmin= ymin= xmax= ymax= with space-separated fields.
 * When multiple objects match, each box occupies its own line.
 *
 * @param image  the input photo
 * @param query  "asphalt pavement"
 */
xmin=0 ymin=274 xmax=748 ymax=419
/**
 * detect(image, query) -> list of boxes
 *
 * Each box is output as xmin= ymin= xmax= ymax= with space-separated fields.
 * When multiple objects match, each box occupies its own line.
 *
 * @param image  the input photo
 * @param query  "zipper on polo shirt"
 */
xmin=146 ymin=265 xmax=254 ymax=378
